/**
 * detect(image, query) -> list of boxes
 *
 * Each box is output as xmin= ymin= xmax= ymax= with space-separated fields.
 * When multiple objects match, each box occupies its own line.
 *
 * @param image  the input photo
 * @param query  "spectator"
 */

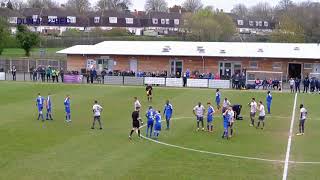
xmin=310 ymin=77 xmax=316 ymax=93
xmin=29 ymin=67 xmax=34 ymax=80
xmin=60 ymin=68 xmax=64 ymax=82
xmin=183 ymin=73 xmax=187 ymax=87
xmin=272 ymin=79 xmax=280 ymax=90
xmin=32 ymin=68 xmax=37 ymax=81
xmin=52 ymin=69 xmax=56 ymax=82
xmin=289 ymin=78 xmax=295 ymax=93
xmin=295 ymin=78 xmax=301 ymax=93
xmin=55 ymin=69 xmax=60 ymax=83
xmin=40 ymin=67 xmax=46 ymax=82
xmin=262 ymin=78 xmax=268 ymax=90
xmin=303 ymin=76 xmax=310 ymax=93
xmin=101 ymin=69 xmax=106 ymax=84
xmin=46 ymin=66 xmax=51 ymax=82
xmin=255 ymin=79 xmax=261 ymax=89
xmin=11 ymin=65 xmax=16 ymax=81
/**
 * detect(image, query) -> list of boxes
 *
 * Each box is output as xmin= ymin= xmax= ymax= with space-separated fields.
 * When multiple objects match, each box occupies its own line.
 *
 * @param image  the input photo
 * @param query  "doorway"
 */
xmin=129 ymin=59 xmax=138 ymax=73
xmin=288 ymin=63 xmax=302 ymax=79
xmin=170 ymin=60 xmax=183 ymax=77
xmin=219 ymin=62 xmax=242 ymax=79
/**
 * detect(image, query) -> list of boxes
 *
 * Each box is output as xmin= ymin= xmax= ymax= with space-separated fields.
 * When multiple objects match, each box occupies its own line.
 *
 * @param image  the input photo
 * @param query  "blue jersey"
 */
xmin=164 ymin=104 xmax=173 ymax=116
xmin=64 ymin=97 xmax=70 ymax=113
xmin=216 ymin=92 xmax=221 ymax=102
xmin=207 ymin=106 xmax=214 ymax=122
xmin=266 ymin=94 xmax=272 ymax=103
xmin=46 ymin=96 xmax=52 ymax=109
xmin=155 ymin=113 xmax=162 ymax=131
xmin=146 ymin=109 xmax=155 ymax=122
xmin=36 ymin=96 xmax=44 ymax=108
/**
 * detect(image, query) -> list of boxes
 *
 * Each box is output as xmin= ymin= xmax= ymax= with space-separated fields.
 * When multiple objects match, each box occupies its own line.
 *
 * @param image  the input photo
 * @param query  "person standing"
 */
xmin=11 ymin=65 xmax=17 ymax=81
xmin=297 ymin=104 xmax=307 ymax=136
xmin=145 ymin=106 xmax=155 ymax=137
xmin=52 ymin=69 xmax=56 ymax=83
xmin=55 ymin=69 xmax=60 ymax=83
xmin=295 ymin=78 xmax=301 ymax=93
xmin=257 ymin=101 xmax=266 ymax=129
xmin=146 ymin=84 xmax=153 ymax=102
xmin=163 ymin=100 xmax=173 ymax=130
xmin=91 ymin=100 xmax=103 ymax=130
xmin=46 ymin=66 xmax=51 ymax=82
xmin=32 ymin=68 xmax=37 ymax=81
xmin=303 ymin=76 xmax=310 ymax=93
xmin=36 ymin=93 xmax=45 ymax=121
xmin=215 ymin=89 xmax=221 ymax=110
xmin=222 ymin=107 xmax=231 ymax=139
xmin=129 ymin=108 xmax=143 ymax=139
xmin=249 ymin=98 xmax=257 ymax=127
xmin=222 ymin=98 xmax=231 ymax=113
xmin=64 ymin=95 xmax=71 ymax=123
xmin=228 ymin=106 xmax=235 ymax=137
xmin=266 ymin=91 xmax=272 ymax=114
xmin=193 ymin=102 xmax=206 ymax=131
xmin=45 ymin=93 xmax=53 ymax=120
xmin=60 ymin=68 xmax=64 ymax=83
xmin=101 ymin=69 xmax=106 ymax=84
xmin=206 ymin=102 xmax=215 ymax=132
xmin=134 ymin=97 xmax=141 ymax=111
xmin=153 ymin=111 xmax=162 ymax=139
xmin=289 ymin=78 xmax=295 ymax=93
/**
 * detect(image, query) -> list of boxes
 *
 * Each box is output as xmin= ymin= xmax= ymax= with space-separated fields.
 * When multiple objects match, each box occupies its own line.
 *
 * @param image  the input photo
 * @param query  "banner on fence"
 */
xmin=187 ymin=79 xmax=208 ymax=88
xmin=0 ymin=72 xmax=5 ymax=80
xmin=64 ymin=75 xmax=83 ymax=83
xmin=208 ymin=80 xmax=230 ymax=89
xmin=166 ymin=78 xmax=183 ymax=87
xmin=144 ymin=77 xmax=165 ymax=85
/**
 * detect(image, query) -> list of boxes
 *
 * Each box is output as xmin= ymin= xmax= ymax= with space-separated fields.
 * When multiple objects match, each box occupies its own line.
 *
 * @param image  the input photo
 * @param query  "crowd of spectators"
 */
xmin=27 ymin=65 xmax=65 ymax=83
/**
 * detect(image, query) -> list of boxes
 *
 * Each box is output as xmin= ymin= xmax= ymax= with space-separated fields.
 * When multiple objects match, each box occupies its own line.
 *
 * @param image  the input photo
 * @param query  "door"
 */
xmin=288 ymin=63 xmax=302 ymax=79
xmin=129 ymin=59 xmax=138 ymax=73
xmin=313 ymin=64 xmax=320 ymax=73
xmin=170 ymin=60 xmax=183 ymax=77
xmin=233 ymin=63 xmax=242 ymax=74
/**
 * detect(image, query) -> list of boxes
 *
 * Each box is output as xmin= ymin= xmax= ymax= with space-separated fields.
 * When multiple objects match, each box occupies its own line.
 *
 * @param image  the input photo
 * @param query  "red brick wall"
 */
xmin=66 ymin=54 xmax=320 ymax=78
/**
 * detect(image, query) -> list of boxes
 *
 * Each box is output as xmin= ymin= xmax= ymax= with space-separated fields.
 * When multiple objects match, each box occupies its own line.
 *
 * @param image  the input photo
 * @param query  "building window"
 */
xmin=48 ymin=16 xmax=57 ymax=23
xmin=8 ymin=17 xmax=17 ymax=24
xmin=264 ymin=21 xmax=269 ymax=27
xmin=109 ymin=17 xmax=117 ymax=24
xmin=67 ymin=16 xmax=76 ymax=23
xmin=174 ymin=19 xmax=179 ymax=25
xmin=272 ymin=62 xmax=282 ymax=70
xmin=161 ymin=19 xmax=165 ymax=24
xmin=125 ymin=18 xmax=133 ymax=24
xmin=249 ymin=61 xmax=258 ymax=69
xmin=152 ymin=18 xmax=158 ymax=24
xmin=94 ymin=17 xmax=100 ymax=23
xmin=249 ymin=21 xmax=254 ymax=27
xmin=166 ymin=19 xmax=170 ymax=25
xmin=237 ymin=20 xmax=244 ymax=26
xmin=304 ymin=63 xmax=313 ymax=69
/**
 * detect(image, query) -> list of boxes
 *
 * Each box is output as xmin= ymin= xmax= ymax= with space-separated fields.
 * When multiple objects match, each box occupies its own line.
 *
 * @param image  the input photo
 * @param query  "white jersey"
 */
xmin=250 ymin=101 xmax=258 ymax=113
xmin=259 ymin=104 xmax=265 ymax=117
xmin=193 ymin=105 xmax=205 ymax=117
xmin=300 ymin=108 xmax=307 ymax=120
xmin=134 ymin=100 xmax=141 ymax=110
xmin=228 ymin=110 xmax=235 ymax=122
xmin=93 ymin=104 xmax=103 ymax=116
xmin=223 ymin=100 xmax=231 ymax=108
xmin=289 ymin=79 xmax=295 ymax=86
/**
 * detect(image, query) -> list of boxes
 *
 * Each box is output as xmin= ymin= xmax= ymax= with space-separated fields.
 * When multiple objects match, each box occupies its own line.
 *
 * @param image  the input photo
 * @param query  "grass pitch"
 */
xmin=0 ymin=82 xmax=319 ymax=180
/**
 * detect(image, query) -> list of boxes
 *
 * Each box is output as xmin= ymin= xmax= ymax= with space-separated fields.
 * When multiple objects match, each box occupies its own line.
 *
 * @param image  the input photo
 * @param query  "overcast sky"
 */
xmin=54 ymin=0 xmax=319 ymax=12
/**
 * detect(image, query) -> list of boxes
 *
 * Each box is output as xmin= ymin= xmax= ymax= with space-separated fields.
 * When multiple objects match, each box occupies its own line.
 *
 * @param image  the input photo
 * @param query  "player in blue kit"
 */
xmin=64 ymin=95 xmax=71 ymax=123
xmin=206 ymin=102 xmax=215 ymax=132
xmin=36 ymin=93 xmax=45 ymax=121
xmin=215 ymin=89 xmax=221 ymax=110
xmin=46 ymin=93 xmax=53 ymax=120
xmin=266 ymin=91 xmax=272 ymax=114
xmin=153 ymin=111 xmax=162 ymax=139
xmin=222 ymin=107 xmax=231 ymax=139
xmin=145 ymin=106 xmax=155 ymax=137
xmin=163 ymin=100 xmax=173 ymax=130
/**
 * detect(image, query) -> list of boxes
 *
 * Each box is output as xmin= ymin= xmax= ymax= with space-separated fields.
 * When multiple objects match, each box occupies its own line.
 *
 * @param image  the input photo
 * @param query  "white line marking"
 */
xmin=282 ymin=93 xmax=298 ymax=180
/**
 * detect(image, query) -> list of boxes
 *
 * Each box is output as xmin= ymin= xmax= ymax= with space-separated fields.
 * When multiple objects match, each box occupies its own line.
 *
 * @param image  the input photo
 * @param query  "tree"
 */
xmin=7 ymin=1 xmax=13 ymax=9
xmin=249 ymin=2 xmax=274 ymax=20
xmin=8 ymin=0 xmax=27 ymax=10
xmin=183 ymin=8 xmax=236 ymax=41
xmin=231 ymin=4 xmax=248 ymax=18
xmin=182 ymin=0 xmax=203 ymax=13
xmin=96 ymin=0 xmax=131 ymax=11
xmin=144 ymin=0 xmax=168 ymax=12
xmin=66 ymin=0 xmax=91 ymax=14
xmin=16 ymin=25 xmax=40 ymax=56
xmin=26 ymin=0 xmax=58 ymax=8
xmin=276 ymin=0 xmax=294 ymax=11
xmin=0 ymin=17 xmax=10 ymax=55
xmin=271 ymin=14 xmax=305 ymax=43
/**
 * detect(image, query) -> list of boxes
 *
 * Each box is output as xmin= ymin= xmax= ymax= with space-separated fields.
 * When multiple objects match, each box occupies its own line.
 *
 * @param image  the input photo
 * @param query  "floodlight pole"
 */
xmin=201 ymin=56 xmax=205 ymax=73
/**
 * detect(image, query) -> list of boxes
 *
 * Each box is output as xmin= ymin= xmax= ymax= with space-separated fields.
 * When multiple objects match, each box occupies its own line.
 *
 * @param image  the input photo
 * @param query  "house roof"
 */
xmin=57 ymin=41 xmax=320 ymax=59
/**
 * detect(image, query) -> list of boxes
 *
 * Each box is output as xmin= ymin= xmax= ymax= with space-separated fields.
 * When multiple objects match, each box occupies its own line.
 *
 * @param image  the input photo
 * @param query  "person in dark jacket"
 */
xmin=101 ymin=69 xmax=106 ymax=84
xmin=60 ymin=68 xmax=64 ymax=82
xmin=303 ymin=76 xmax=310 ymax=93
xmin=310 ymin=77 xmax=316 ymax=93
xmin=295 ymin=78 xmax=301 ymax=93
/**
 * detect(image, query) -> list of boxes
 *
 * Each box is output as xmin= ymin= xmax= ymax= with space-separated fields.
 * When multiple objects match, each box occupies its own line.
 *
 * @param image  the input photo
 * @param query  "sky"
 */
xmin=51 ymin=0 xmax=319 ymax=12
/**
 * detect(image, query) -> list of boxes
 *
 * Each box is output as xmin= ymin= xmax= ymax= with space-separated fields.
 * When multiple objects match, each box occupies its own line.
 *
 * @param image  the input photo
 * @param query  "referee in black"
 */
xmin=129 ymin=107 xmax=143 ymax=139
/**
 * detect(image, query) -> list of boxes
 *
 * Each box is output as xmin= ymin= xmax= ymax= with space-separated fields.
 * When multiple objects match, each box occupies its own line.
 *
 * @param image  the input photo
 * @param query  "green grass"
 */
xmin=0 ymin=82 xmax=319 ymax=180
xmin=0 ymin=48 xmax=63 ymax=58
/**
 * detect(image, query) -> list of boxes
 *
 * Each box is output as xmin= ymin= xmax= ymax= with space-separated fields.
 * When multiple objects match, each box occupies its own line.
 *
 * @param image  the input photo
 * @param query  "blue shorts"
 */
xmin=207 ymin=116 xmax=213 ymax=122
xmin=38 ymin=106 xmax=43 ymax=112
xmin=147 ymin=120 xmax=154 ymax=126
xmin=165 ymin=115 xmax=172 ymax=120
xmin=216 ymin=99 xmax=220 ymax=105
xmin=65 ymin=108 xmax=71 ymax=114
xmin=47 ymin=108 xmax=52 ymax=113
xmin=155 ymin=123 xmax=161 ymax=131
xmin=223 ymin=121 xmax=229 ymax=129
